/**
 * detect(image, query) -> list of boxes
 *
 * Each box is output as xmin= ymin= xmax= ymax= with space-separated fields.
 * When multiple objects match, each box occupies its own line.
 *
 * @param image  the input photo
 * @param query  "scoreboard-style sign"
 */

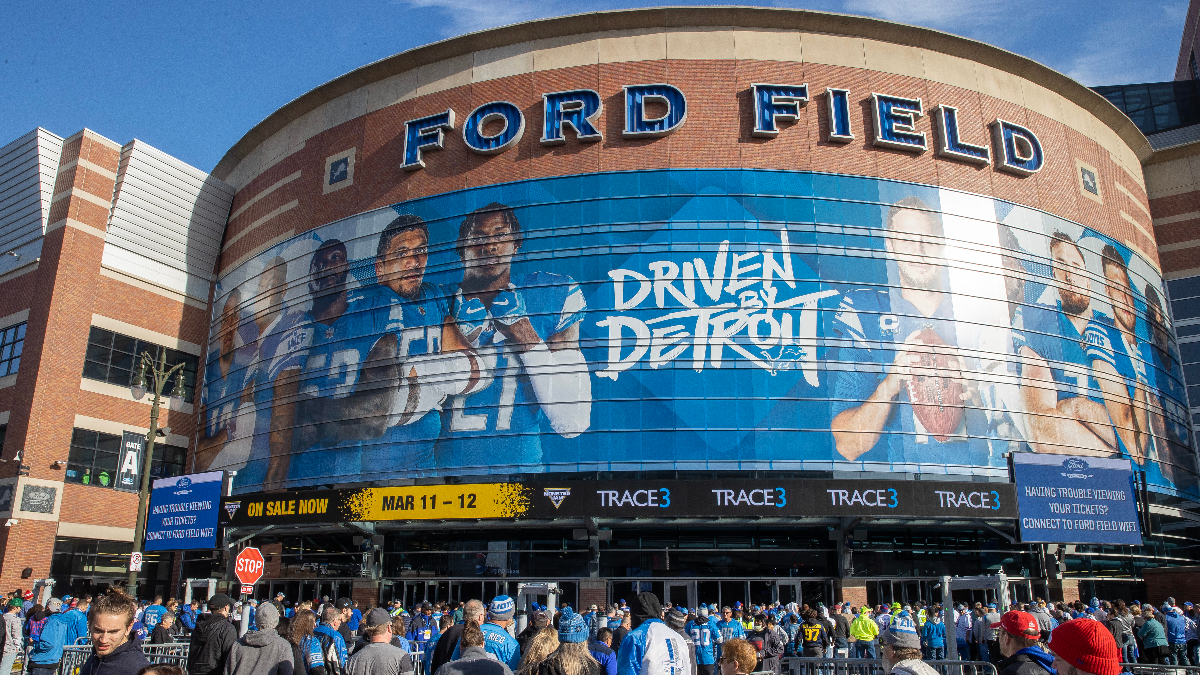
xmin=219 ymin=479 xmax=1017 ymax=526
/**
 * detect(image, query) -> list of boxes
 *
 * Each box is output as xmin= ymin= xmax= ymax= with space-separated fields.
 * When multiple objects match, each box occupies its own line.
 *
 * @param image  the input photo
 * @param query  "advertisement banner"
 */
xmin=218 ymin=479 xmax=1017 ymax=526
xmin=144 ymin=471 xmax=223 ymax=551
xmin=116 ymin=431 xmax=145 ymax=493
xmin=196 ymin=170 xmax=1196 ymax=496
xmin=1013 ymin=452 xmax=1143 ymax=545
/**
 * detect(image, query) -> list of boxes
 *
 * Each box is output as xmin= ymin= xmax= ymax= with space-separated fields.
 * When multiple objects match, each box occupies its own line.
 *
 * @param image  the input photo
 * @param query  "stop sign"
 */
xmin=234 ymin=547 xmax=264 ymax=585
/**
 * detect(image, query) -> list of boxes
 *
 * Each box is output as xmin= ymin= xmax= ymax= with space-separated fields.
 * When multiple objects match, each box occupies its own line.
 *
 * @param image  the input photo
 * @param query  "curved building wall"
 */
xmin=200 ymin=9 xmax=1196 ymax=498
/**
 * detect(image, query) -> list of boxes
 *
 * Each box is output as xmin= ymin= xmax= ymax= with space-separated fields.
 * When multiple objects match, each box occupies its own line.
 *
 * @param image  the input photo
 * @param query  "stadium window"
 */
xmin=1191 ymin=51 xmax=1198 ymax=80
xmin=82 ymin=326 xmax=199 ymax=403
xmin=65 ymin=428 xmax=120 ymax=488
xmin=0 ymin=323 xmax=26 ymax=378
xmin=149 ymin=442 xmax=187 ymax=481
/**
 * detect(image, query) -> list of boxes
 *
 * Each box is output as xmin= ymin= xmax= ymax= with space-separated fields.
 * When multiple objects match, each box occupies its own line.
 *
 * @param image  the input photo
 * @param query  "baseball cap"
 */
xmin=1048 ymin=617 xmax=1121 ymax=675
xmin=992 ymin=611 xmax=1039 ymax=639
xmin=207 ymin=593 xmax=234 ymax=611
xmin=335 ymin=597 xmax=352 ymax=609
xmin=988 ymin=603 xmax=998 ymax=609
xmin=363 ymin=608 xmax=392 ymax=629
xmin=590 ymin=604 xmax=598 ymax=611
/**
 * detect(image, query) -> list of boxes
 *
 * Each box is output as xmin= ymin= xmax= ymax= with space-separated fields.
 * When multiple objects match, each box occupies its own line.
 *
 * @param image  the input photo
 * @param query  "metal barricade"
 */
xmin=1120 ymin=664 xmax=1200 ymax=675
xmin=59 ymin=642 xmax=189 ymax=674
xmin=781 ymin=657 xmax=999 ymax=675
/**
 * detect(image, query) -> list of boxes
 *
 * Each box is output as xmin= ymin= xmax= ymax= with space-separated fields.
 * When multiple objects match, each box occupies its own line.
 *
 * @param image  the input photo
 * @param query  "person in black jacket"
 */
xmin=795 ymin=610 xmax=831 ymax=658
xmin=79 ymin=590 xmax=151 ymax=675
xmin=993 ymin=611 xmax=1055 ymax=675
xmin=432 ymin=601 xmax=485 ymax=675
xmin=151 ymin=613 xmax=176 ymax=644
xmin=187 ymin=594 xmax=238 ymax=675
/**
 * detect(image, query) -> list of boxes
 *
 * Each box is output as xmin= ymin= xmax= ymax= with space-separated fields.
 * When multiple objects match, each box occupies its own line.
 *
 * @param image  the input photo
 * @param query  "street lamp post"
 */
xmin=127 ymin=348 xmax=186 ymax=597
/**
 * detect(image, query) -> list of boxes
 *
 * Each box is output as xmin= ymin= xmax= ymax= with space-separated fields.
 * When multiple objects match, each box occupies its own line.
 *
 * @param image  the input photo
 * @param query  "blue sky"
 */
xmin=0 ymin=0 xmax=1187 ymax=173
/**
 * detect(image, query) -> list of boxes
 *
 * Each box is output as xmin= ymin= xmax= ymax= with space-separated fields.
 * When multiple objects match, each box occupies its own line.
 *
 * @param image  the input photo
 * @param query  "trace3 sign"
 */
xmin=234 ymin=547 xmax=265 ymax=586
xmin=1013 ymin=452 xmax=1142 ymax=545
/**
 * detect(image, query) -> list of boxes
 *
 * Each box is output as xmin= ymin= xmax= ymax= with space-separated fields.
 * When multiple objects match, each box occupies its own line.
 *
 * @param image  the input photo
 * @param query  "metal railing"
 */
xmin=59 ymin=642 xmax=189 ymax=674
xmin=781 ymin=657 xmax=999 ymax=675
xmin=1119 ymin=664 xmax=1200 ymax=675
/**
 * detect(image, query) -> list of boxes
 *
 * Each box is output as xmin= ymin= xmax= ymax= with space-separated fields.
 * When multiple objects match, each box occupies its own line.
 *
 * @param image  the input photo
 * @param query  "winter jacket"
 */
xmin=616 ymin=618 xmax=693 ymax=675
xmin=181 ymin=606 xmax=198 ymax=631
xmin=434 ymin=645 xmax=515 ymax=675
xmin=763 ymin=626 xmax=788 ymax=658
xmin=922 ymin=619 xmax=946 ymax=648
xmin=997 ymin=647 xmax=1056 ymax=675
xmin=225 ymin=626 xmax=295 ymax=675
xmin=851 ymin=613 xmax=879 ymax=642
xmin=65 ymin=608 xmax=90 ymax=646
xmin=955 ymin=614 xmax=972 ymax=643
xmin=29 ymin=610 xmax=73 ymax=665
xmin=1107 ymin=615 xmax=1133 ymax=646
xmin=1165 ymin=613 xmax=1189 ymax=644
xmin=294 ymin=634 xmax=327 ymax=675
xmin=2 ymin=613 xmax=22 ymax=655
xmin=188 ymin=612 xmax=239 ymax=675
xmin=591 ymin=640 xmax=619 ymax=675
xmin=151 ymin=625 xmax=174 ymax=645
xmin=79 ymin=637 xmax=152 ymax=675
xmin=795 ymin=618 xmax=831 ymax=656
xmin=527 ymin=654 xmax=605 ymax=675
xmin=314 ymin=623 xmax=350 ymax=675
xmin=430 ymin=623 xmax=465 ymax=675
xmin=1138 ymin=618 xmax=1168 ymax=649
xmin=831 ymin=614 xmax=851 ymax=641
xmin=451 ymin=622 xmax=519 ymax=671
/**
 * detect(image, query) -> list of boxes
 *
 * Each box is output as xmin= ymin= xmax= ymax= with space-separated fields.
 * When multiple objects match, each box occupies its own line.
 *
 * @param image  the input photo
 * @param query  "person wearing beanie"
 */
xmin=28 ymin=597 xmax=73 ymax=675
xmin=1048 ymin=615 xmax=1122 ymax=675
xmin=686 ymin=608 xmax=720 ymax=675
xmin=664 ymin=608 xmax=698 ymax=675
xmin=452 ymin=596 xmax=520 ymax=670
xmin=522 ymin=610 xmax=604 ymax=675
xmin=992 ymin=611 xmax=1055 ymax=675
xmin=879 ymin=613 xmax=938 ymax=675
xmin=225 ymin=603 xmax=294 ymax=675
xmin=616 ymin=592 xmax=692 ymax=675
xmin=436 ymin=620 xmax=514 ymax=675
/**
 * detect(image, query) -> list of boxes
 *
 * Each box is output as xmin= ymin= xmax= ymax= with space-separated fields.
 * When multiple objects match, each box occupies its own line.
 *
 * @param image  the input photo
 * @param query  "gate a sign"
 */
xmin=234 ymin=547 xmax=264 ymax=587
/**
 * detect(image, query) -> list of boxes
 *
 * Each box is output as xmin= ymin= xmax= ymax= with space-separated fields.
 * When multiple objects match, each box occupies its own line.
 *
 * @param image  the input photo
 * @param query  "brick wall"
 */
xmin=1142 ymin=566 xmax=1200 ymax=607
xmin=579 ymin=579 xmax=608 ymax=611
xmin=836 ymin=582 xmax=868 ymax=608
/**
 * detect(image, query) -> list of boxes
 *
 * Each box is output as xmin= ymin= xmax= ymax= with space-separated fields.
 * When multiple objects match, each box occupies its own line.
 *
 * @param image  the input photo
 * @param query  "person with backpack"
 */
xmin=315 ymin=606 xmax=351 ymax=675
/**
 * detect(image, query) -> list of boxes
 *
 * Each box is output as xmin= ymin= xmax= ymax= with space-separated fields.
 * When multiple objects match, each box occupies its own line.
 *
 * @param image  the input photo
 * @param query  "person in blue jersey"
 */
xmin=438 ymin=203 xmax=591 ymax=471
xmin=1098 ymin=244 xmax=1155 ymax=464
xmin=715 ymin=606 xmax=745 ymax=659
xmin=686 ymin=606 xmax=720 ymax=675
xmin=141 ymin=596 xmax=168 ymax=633
xmin=828 ymin=196 xmax=984 ymax=466
xmin=355 ymin=214 xmax=483 ymax=478
xmin=451 ymin=596 xmax=520 ymax=670
xmin=1014 ymin=231 xmax=1125 ymax=457
xmin=195 ymin=288 xmax=257 ymax=472
xmin=616 ymin=592 xmax=691 ymax=675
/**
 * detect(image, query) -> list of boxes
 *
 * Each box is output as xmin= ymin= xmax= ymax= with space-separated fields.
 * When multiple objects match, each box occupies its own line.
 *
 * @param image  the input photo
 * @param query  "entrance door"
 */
xmin=776 ymin=581 xmax=800 ymax=605
xmin=663 ymin=581 xmax=696 ymax=610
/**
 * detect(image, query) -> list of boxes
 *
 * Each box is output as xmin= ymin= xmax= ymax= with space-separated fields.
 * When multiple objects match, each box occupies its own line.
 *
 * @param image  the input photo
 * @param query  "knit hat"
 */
xmin=633 ymin=592 xmax=663 ymax=620
xmin=21 ymin=591 xmax=31 ymax=601
xmin=881 ymin=614 xmax=921 ymax=650
xmin=666 ymin=607 xmax=688 ymax=630
xmin=698 ymin=607 xmax=709 ymax=618
xmin=1048 ymin=617 xmax=1121 ymax=675
xmin=559 ymin=610 xmax=588 ymax=643
xmin=489 ymin=595 xmax=515 ymax=621
xmin=257 ymin=603 xmax=280 ymax=631
xmin=46 ymin=598 xmax=62 ymax=612
xmin=992 ymin=611 xmax=1040 ymax=639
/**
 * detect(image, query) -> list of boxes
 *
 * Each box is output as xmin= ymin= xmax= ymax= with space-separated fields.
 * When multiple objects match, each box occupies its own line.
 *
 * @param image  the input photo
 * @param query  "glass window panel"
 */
xmin=111 ymin=334 xmax=137 ymax=355
xmin=94 ymin=451 xmax=118 ymax=471
xmin=96 ymin=434 xmax=120 ymax=454
xmin=88 ymin=327 xmax=113 ymax=347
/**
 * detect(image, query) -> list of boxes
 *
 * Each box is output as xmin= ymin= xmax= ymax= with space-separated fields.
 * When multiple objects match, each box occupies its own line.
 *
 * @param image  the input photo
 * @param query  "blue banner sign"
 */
xmin=1013 ymin=452 xmax=1142 ymax=545
xmin=144 ymin=471 xmax=224 ymax=551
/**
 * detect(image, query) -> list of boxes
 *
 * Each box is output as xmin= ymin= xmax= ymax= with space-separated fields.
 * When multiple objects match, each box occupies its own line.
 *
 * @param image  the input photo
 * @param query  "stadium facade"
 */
xmin=5 ymin=7 xmax=1200 ymax=608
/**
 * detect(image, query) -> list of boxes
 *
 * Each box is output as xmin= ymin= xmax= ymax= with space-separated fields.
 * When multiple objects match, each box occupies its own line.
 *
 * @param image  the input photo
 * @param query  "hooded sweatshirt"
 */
xmin=225 ymin=625 xmax=295 ymax=675
xmin=79 ymin=637 xmax=152 ymax=675
xmin=921 ymin=616 xmax=945 ymax=648
xmin=997 ymin=646 xmax=1057 ymax=675
xmin=888 ymin=658 xmax=941 ymax=675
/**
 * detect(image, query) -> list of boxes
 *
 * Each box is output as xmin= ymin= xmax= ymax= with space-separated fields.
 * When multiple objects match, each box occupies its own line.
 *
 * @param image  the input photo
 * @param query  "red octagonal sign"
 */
xmin=234 ymin=547 xmax=264 ymax=586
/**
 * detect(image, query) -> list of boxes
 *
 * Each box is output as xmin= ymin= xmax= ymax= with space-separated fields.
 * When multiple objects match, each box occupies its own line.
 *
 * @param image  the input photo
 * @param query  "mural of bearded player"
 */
xmin=828 ymin=196 xmax=987 ymax=467
xmin=436 ymin=202 xmax=591 ymax=471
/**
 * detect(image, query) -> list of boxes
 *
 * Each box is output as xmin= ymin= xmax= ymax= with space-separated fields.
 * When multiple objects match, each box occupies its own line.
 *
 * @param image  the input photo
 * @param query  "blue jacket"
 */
xmin=349 ymin=608 xmax=362 ymax=631
xmin=922 ymin=619 xmax=946 ymax=648
xmin=617 ymin=619 xmax=691 ymax=675
xmin=452 ymin=622 xmax=519 ymax=670
xmin=590 ymin=640 xmax=619 ymax=675
xmin=1165 ymin=613 xmax=1189 ymax=643
xmin=65 ymin=608 xmax=89 ymax=647
xmin=315 ymin=622 xmax=349 ymax=666
xmin=180 ymin=606 xmax=198 ymax=631
xmin=29 ymin=611 xmax=73 ymax=665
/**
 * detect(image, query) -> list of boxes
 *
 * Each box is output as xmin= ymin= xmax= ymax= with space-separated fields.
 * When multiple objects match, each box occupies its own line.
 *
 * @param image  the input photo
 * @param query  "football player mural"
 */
xmin=197 ymin=170 xmax=1197 ymax=495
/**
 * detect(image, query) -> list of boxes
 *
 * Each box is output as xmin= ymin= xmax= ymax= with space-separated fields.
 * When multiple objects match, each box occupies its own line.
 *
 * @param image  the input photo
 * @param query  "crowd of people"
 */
xmin=0 ymin=587 xmax=1196 ymax=675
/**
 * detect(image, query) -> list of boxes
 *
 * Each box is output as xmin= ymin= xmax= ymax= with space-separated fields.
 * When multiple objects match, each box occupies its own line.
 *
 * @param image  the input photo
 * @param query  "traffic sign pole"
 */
xmin=233 ymin=547 xmax=265 ymax=637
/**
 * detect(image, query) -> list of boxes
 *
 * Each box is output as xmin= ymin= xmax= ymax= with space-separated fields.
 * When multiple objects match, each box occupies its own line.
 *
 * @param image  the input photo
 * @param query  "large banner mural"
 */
xmin=197 ymin=170 xmax=1196 ymax=496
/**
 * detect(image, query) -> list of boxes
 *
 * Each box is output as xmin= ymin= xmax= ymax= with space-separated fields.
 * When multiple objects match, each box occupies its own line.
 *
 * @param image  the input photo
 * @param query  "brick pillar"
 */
xmin=353 ymin=581 xmax=382 ymax=608
xmin=0 ymin=129 xmax=123 ymax=589
xmin=836 ymin=581 xmax=868 ymax=607
xmin=579 ymin=578 xmax=607 ymax=610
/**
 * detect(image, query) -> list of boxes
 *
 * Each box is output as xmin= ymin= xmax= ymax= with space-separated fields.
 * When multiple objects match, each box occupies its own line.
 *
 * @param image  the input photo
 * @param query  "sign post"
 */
xmin=233 ymin=547 xmax=264 ymax=637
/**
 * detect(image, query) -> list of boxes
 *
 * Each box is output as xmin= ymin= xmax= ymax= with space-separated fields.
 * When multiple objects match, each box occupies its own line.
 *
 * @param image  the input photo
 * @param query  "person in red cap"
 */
xmin=1047 ymin=616 xmax=1122 ymax=675
xmin=993 ymin=611 xmax=1055 ymax=675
